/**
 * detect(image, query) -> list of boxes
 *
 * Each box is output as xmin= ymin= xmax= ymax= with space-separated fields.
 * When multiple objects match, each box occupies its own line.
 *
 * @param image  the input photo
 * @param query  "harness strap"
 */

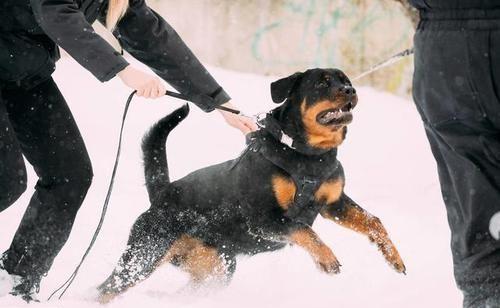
xmin=246 ymin=130 xmax=339 ymax=226
xmin=285 ymin=176 xmax=323 ymax=225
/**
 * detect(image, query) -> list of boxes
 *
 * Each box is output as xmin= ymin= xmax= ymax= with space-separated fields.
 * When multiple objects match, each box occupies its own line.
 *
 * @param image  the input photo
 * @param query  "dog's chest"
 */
xmin=240 ymin=131 xmax=344 ymax=225
xmin=271 ymin=175 xmax=344 ymax=211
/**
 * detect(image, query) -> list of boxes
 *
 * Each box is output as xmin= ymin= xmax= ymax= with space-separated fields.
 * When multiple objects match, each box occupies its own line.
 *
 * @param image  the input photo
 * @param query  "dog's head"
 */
xmin=269 ymin=68 xmax=358 ymax=151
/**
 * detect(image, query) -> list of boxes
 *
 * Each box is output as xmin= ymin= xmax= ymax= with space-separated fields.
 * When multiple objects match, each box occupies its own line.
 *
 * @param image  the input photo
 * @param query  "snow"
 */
xmin=0 ymin=58 xmax=462 ymax=307
xmin=0 ymin=270 xmax=16 ymax=298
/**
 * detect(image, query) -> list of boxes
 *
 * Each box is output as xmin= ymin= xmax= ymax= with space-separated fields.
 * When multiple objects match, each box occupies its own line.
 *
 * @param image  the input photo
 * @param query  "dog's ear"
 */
xmin=270 ymin=72 xmax=303 ymax=104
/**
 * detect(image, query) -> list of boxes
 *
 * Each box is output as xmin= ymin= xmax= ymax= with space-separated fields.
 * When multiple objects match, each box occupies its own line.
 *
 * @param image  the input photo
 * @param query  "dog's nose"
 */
xmin=341 ymin=86 xmax=356 ymax=96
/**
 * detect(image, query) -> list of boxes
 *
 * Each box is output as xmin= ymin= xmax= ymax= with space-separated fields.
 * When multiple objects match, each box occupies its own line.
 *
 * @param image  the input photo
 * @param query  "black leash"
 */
xmin=166 ymin=90 xmax=243 ymax=114
xmin=48 ymin=89 xmax=239 ymax=300
xmin=48 ymin=91 xmax=136 ymax=300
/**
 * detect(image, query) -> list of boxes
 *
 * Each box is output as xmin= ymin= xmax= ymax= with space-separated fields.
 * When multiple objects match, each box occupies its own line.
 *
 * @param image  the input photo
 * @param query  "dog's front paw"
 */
xmin=378 ymin=241 xmax=406 ymax=275
xmin=315 ymin=248 xmax=341 ymax=274
xmin=388 ymin=251 xmax=406 ymax=275
xmin=393 ymin=258 xmax=406 ymax=275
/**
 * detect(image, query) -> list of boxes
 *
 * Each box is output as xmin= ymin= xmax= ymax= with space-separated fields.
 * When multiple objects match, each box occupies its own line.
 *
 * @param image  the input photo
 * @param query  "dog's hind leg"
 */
xmin=320 ymin=193 xmax=406 ymax=274
xmin=97 ymin=210 xmax=178 ymax=303
xmin=164 ymin=235 xmax=236 ymax=286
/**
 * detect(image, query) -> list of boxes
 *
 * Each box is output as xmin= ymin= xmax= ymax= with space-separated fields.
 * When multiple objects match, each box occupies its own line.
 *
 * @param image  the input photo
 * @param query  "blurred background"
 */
xmin=96 ymin=0 xmax=417 ymax=95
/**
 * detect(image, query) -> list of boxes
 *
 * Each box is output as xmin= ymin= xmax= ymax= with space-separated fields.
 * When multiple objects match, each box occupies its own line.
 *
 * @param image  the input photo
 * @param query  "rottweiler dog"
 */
xmin=97 ymin=68 xmax=406 ymax=303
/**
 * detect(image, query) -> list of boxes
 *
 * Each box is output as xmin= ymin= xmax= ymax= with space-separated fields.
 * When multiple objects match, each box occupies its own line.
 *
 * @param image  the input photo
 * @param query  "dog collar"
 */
xmin=256 ymin=113 xmax=295 ymax=148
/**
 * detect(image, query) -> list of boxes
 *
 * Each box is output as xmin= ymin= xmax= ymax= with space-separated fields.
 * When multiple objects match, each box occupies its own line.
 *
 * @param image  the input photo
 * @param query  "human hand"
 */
xmin=117 ymin=65 xmax=166 ymax=99
xmin=218 ymin=102 xmax=258 ymax=135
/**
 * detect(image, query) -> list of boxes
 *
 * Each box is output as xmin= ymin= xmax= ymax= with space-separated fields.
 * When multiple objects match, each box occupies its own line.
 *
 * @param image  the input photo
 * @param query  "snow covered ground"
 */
xmin=0 ymin=58 xmax=462 ymax=307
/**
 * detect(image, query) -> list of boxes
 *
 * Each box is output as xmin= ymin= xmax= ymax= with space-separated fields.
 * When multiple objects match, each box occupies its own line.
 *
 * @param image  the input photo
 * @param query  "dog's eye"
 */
xmin=339 ymin=74 xmax=351 ymax=86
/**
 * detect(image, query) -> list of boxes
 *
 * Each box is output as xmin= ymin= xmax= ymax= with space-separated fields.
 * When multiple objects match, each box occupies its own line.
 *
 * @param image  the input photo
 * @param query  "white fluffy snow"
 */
xmin=0 ymin=269 xmax=16 ymax=299
xmin=0 ymin=58 xmax=462 ymax=307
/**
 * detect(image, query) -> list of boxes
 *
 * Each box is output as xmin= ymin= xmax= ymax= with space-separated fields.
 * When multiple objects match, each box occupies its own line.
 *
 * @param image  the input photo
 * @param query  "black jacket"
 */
xmin=0 ymin=0 xmax=230 ymax=111
xmin=409 ymin=0 xmax=500 ymax=9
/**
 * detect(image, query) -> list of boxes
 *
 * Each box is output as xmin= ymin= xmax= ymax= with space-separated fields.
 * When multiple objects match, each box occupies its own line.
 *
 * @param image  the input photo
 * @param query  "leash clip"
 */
xmin=255 ymin=112 xmax=268 ymax=129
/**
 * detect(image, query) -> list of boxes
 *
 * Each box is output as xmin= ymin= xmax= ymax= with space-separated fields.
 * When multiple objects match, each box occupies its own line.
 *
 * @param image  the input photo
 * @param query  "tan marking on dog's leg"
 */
xmin=314 ymin=179 xmax=344 ymax=204
xmin=98 ymin=293 xmax=116 ymax=305
xmin=322 ymin=202 xmax=406 ymax=274
xmin=162 ymin=234 xmax=193 ymax=264
xmin=163 ymin=235 xmax=227 ymax=283
xmin=289 ymin=227 xmax=341 ymax=274
xmin=183 ymin=243 xmax=226 ymax=282
xmin=272 ymin=175 xmax=296 ymax=210
xmin=300 ymin=100 xmax=347 ymax=149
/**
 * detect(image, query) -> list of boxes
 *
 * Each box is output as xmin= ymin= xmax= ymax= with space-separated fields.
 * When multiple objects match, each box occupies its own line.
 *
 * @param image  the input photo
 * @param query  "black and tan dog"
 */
xmin=98 ymin=68 xmax=406 ymax=303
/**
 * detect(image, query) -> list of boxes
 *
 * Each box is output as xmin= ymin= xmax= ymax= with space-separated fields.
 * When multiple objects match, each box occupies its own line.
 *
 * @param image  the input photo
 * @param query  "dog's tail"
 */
xmin=142 ymin=104 xmax=190 ymax=202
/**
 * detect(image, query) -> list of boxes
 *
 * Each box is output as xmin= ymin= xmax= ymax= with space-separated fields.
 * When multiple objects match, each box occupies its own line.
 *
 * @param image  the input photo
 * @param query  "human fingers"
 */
xmin=241 ymin=117 xmax=258 ymax=131
xmin=233 ymin=118 xmax=253 ymax=135
xmin=156 ymin=83 xmax=166 ymax=98
xmin=145 ymin=79 xmax=162 ymax=99
xmin=136 ymin=84 xmax=147 ymax=97
xmin=142 ymin=83 xmax=153 ymax=98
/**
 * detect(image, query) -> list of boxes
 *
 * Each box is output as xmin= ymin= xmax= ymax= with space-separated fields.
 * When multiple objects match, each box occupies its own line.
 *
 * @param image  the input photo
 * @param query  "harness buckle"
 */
xmin=302 ymin=178 xmax=317 ymax=184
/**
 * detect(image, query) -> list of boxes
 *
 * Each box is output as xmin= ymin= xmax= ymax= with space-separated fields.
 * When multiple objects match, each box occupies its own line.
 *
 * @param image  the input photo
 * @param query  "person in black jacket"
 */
xmin=0 ymin=0 xmax=256 ymax=301
xmin=410 ymin=1 xmax=500 ymax=307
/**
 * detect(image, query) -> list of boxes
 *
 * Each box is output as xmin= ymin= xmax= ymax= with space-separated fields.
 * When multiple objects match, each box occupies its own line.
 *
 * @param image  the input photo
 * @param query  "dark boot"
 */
xmin=0 ymin=254 xmax=39 ymax=302
xmin=9 ymin=275 xmax=40 ymax=303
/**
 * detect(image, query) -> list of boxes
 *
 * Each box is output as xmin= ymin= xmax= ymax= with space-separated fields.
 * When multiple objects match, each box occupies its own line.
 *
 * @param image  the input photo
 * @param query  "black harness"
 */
xmin=246 ymin=114 xmax=340 ymax=226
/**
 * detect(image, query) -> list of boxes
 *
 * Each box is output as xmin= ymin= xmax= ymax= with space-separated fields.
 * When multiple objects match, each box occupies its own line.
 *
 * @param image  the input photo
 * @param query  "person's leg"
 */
xmin=0 ymin=78 xmax=93 ymax=298
xmin=413 ymin=26 xmax=500 ymax=307
xmin=0 ymin=91 xmax=27 ymax=212
xmin=423 ymin=125 xmax=500 ymax=307
xmin=0 ymin=89 xmax=28 ymax=298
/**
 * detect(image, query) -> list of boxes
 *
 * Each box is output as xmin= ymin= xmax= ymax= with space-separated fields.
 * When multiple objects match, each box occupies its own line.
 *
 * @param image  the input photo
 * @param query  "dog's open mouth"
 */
xmin=316 ymin=101 xmax=355 ymax=126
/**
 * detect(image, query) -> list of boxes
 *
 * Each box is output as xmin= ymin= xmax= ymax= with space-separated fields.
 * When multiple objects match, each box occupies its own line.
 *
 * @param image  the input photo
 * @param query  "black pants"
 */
xmin=413 ymin=9 xmax=500 ymax=307
xmin=0 ymin=78 xmax=92 ymax=279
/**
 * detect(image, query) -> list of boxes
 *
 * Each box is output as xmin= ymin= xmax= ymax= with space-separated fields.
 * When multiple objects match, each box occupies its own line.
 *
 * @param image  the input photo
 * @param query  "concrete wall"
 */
xmin=97 ymin=0 xmax=415 ymax=94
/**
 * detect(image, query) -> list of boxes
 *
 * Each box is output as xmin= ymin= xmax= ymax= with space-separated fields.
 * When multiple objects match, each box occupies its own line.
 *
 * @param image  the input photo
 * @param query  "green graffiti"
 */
xmin=251 ymin=0 xmax=411 ymax=70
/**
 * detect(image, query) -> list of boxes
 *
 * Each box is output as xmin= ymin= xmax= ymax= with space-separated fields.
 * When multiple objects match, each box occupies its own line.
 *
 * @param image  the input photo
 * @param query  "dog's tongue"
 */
xmin=319 ymin=110 xmax=342 ymax=124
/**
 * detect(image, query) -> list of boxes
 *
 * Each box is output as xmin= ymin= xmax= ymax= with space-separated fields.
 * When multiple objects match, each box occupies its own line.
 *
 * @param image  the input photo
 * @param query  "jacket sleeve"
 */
xmin=103 ymin=0 xmax=231 ymax=112
xmin=30 ymin=0 xmax=129 ymax=82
